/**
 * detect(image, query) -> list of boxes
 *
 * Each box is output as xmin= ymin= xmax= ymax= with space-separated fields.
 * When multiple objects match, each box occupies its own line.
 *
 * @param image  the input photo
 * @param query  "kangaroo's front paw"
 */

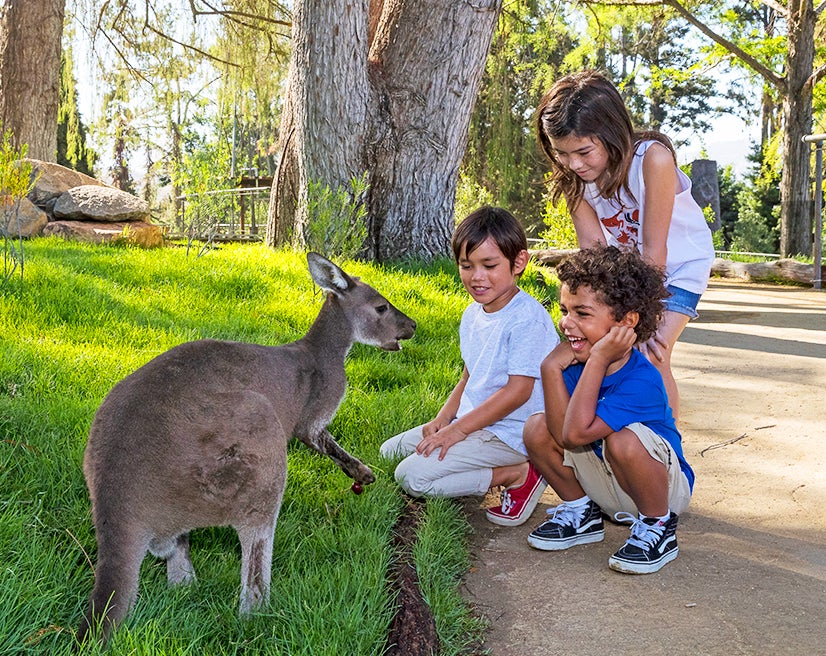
xmin=357 ymin=465 xmax=375 ymax=486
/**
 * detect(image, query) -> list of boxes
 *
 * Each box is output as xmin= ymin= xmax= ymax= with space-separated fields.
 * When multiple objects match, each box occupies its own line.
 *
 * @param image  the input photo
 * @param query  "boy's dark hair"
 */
xmin=556 ymin=245 xmax=668 ymax=343
xmin=451 ymin=206 xmax=527 ymax=268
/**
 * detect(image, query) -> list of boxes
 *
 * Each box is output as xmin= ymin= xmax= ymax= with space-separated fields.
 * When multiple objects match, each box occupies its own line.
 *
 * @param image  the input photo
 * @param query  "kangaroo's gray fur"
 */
xmin=76 ymin=252 xmax=416 ymax=644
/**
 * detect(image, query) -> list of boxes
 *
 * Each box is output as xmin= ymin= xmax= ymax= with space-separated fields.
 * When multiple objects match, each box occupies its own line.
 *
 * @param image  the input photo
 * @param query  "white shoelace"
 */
xmin=614 ymin=511 xmax=664 ymax=549
xmin=544 ymin=502 xmax=585 ymax=527
xmin=499 ymin=488 xmax=515 ymax=514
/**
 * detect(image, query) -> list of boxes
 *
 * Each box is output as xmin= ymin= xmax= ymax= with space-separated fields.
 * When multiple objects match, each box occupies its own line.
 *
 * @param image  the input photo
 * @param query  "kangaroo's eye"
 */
xmin=376 ymin=304 xmax=388 ymax=314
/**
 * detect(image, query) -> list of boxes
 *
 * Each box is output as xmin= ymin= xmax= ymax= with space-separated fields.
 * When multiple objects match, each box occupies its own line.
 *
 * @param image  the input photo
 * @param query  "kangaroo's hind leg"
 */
xmin=236 ymin=519 xmax=277 ymax=616
xmin=150 ymin=533 xmax=197 ymax=586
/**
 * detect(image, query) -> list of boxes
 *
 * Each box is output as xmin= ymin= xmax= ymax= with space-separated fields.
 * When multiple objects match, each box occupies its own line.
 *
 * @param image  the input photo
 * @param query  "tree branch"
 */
xmin=142 ymin=21 xmax=240 ymax=69
xmin=811 ymin=63 xmax=826 ymax=87
xmin=190 ymin=0 xmax=292 ymax=27
xmin=815 ymin=0 xmax=825 ymax=15
xmin=593 ymin=0 xmax=785 ymax=89
xmin=757 ymin=0 xmax=789 ymax=17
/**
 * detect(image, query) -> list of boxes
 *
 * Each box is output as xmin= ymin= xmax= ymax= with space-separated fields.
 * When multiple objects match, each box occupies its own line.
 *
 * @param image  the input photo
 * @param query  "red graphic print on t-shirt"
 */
xmin=600 ymin=208 xmax=640 ymax=248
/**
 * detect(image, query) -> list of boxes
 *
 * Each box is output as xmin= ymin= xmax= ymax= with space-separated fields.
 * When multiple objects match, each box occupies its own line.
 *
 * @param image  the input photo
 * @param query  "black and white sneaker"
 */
xmin=608 ymin=512 xmax=679 ymax=574
xmin=527 ymin=499 xmax=604 ymax=551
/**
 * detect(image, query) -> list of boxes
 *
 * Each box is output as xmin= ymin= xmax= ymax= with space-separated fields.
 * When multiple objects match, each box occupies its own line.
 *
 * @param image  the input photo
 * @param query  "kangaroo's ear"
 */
xmin=307 ymin=252 xmax=353 ymax=294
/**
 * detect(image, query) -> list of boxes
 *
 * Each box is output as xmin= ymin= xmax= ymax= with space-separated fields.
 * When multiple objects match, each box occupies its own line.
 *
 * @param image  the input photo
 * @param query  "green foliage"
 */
xmin=304 ymin=173 xmax=369 ymax=260
xmin=453 ymin=174 xmax=495 ymax=226
xmin=1 ymin=241 xmax=513 ymax=655
xmin=560 ymin=5 xmax=719 ymax=138
xmin=211 ymin=0 xmax=290 ymax=179
xmin=57 ymin=48 xmax=97 ymax=176
xmin=0 ymin=131 xmax=36 ymax=284
xmin=538 ymin=194 xmax=577 ymax=249
xmin=731 ymin=141 xmax=781 ymax=254
xmin=101 ymin=70 xmax=138 ymax=193
xmin=716 ymin=165 xmax=746 ymax=250
xmin=463 ymin=0 xmax=575 ymax=233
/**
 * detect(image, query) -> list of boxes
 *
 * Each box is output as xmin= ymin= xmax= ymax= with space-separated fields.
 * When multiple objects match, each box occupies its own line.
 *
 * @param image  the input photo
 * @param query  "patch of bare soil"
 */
xmin=385 ymin=497 xmax=439 ymax=656
xmin=461 ymin=281 xmax=826 ymax=656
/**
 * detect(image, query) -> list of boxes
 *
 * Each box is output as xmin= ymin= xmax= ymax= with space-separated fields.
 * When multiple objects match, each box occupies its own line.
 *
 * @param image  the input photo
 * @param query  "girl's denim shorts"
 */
xmin=665 ymin=284 xmax=701 ymax=319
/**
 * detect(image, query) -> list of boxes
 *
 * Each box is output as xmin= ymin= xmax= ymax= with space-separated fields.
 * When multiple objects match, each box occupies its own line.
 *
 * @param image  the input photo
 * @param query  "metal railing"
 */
xmin=171 ymin=187 xmax=270 ymax=242
xmin=803 ymin=133 xmax=825 ymax=289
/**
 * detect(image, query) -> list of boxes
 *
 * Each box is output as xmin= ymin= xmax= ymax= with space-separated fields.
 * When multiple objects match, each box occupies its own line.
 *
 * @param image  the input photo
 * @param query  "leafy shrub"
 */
xmin=304 ymin=173 xmax=368 ymax=260
xmin=538 ymin=194 xmax=577 ymax=249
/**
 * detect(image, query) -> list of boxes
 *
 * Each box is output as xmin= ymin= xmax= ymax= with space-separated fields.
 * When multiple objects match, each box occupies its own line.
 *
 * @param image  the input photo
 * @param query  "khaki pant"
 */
xmin=380 ymin=424 xmax=527 ymax=497
xmin=563 ymin=422 xmax=692 ymax=517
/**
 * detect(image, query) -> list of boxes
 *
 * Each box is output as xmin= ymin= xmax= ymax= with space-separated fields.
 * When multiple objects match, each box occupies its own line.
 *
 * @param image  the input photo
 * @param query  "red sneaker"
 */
xmin=485 ymin=463 xmax=546 ymax=527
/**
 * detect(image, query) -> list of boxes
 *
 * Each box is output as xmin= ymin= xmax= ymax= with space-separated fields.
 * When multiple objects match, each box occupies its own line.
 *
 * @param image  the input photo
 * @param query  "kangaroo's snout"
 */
xmin=382 ymin=316 xmax=416 ymax=351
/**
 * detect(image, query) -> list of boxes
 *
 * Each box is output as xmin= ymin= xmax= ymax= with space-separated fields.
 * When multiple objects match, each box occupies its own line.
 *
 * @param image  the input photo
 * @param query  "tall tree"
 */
xmin=266 ymin=0 xmax=503 ymax=261
xmin=597 ymin=0 xmax=826 ymax=257
xmin=57 ymin=47 xmax=97 ymax=175
xmin=0 ymin=0 xmax=65 ymax=160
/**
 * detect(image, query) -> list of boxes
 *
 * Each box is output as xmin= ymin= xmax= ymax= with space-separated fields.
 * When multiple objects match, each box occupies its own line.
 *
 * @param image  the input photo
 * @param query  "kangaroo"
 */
xmin=77 ymin=252 xmax=416 ymax=643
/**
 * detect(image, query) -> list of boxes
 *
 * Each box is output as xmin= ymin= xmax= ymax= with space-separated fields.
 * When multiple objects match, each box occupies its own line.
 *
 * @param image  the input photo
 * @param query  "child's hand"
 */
xmin=416 ymin=423 xmax=468 ymax=460
xmin=591 ymin=325 xmax=636 ymax=364
xmin=422 ymin=416 xmax=449 ymax=438
xmin=638 ymin=328 xmax=669 ymax=363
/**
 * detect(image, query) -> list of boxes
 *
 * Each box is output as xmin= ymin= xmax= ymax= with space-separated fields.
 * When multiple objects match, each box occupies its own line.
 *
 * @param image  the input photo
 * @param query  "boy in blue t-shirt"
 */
xmin=523 ymin=245 xmax=694 ymax=574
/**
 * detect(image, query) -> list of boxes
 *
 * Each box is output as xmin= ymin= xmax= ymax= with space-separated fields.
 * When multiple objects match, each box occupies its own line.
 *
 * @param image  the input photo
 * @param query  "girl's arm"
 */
xmin=416 ymin=373 xmax=535 ymax=459
xmin=641 ymin=142 xmax=679 ymax=269
xmin=569 ymin=196 xmax=607 ymax=248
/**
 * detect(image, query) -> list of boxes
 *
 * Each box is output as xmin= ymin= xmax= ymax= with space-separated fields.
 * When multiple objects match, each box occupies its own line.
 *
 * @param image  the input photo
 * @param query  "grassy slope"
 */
xmin=0 ymin=239 xmax=557 ymax=655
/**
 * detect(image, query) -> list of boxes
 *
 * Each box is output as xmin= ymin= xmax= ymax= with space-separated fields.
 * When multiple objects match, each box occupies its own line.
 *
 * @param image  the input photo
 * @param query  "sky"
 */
xmin=675 ymin=112 xmax=760 ymax=178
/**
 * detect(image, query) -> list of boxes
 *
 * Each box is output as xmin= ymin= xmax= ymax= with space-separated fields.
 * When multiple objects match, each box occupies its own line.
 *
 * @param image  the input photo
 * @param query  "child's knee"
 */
xmin=523 ymin=413 xmax=551 ymax=454
xmin=393 ymin=457 xmax=430 ymax=497
xmin=379 ymin=437 xmax=400 ymax=459
xmin=604 ymin=427 xmax=655 ymax=465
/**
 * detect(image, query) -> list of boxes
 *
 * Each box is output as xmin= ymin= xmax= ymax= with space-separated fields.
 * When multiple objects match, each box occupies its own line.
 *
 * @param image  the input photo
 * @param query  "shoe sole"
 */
xmin=527 ymin=529 xmax=604 ymax=551
xmin=484 ymin=479 xmax=547 ymax=527
xmin=608 ymin=546 xmax=679 ymax=574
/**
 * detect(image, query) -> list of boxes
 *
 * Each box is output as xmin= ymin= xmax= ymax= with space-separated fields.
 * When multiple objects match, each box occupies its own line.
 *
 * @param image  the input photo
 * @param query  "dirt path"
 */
xmin=461 ymin=280 xmax=826 ymax=656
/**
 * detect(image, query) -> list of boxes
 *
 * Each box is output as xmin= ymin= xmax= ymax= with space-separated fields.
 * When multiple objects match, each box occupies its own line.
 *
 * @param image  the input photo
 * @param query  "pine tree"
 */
xmin=57 ymin=48 xmax=97 ymax=175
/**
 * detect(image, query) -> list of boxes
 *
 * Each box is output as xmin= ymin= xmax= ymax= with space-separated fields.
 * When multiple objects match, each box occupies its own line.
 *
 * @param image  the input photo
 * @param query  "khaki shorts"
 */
xmin=563 ymin=422 xmax=691 ymax=517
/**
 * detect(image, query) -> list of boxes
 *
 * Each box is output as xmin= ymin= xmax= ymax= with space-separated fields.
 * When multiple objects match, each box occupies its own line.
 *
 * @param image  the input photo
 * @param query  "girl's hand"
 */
xmin=591 ymin=326 xmax=636 ymax=365
xmin=638 ymin=328 xmax=669 ymax=363
xmin=416 ymin=423 xmax=468 ymax=460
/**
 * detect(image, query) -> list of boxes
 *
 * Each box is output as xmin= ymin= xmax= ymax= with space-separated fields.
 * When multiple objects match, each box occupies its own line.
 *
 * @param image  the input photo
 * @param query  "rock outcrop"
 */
xmin=1 ymin=160 xmax=164 ymax=247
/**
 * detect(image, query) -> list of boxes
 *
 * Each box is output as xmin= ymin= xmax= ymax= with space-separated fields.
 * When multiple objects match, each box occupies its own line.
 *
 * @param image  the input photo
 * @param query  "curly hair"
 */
xmin=556 ymin=245 xmax=668 ymax=343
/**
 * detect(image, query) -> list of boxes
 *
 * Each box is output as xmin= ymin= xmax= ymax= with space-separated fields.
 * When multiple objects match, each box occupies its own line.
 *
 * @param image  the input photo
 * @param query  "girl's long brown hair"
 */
xmin=536 ymin=70 xmax=676 ymax=209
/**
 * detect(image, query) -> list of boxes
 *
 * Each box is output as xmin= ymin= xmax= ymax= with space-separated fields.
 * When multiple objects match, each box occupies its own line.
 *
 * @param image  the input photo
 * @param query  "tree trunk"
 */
xmin=265 ymin=0 xmax=371 ymax=249
xmin=0 ymin=0 xmax=65 ymax=161
xmin=778 ymin=0 xmax=815 ymax=258
xmin=266 ymin=0 xmax=503 ymax=261
xmin=365 ymin=0 xmax=502 ymax=260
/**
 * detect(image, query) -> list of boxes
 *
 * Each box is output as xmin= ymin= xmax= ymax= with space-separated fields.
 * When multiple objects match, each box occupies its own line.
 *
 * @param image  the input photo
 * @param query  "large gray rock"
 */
xmin=43 ymin=220 xmax=165 ymax=247
xmin=1 ymin=198 xmax=49 ymax=238
xmin=23 ymin=159 xmax=103 ymax=211
xmin=53 ymin=185 xmax=150 ymax=223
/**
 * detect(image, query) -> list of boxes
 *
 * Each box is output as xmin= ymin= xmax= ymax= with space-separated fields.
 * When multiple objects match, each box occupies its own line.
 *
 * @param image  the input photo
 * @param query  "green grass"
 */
xmin=0 ymin=239 xmax=558 ymax=655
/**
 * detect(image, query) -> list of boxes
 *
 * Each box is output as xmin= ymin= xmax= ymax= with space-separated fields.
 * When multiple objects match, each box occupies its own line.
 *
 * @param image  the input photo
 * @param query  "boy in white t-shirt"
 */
xmin=380 ymin=206 xmax=559 ymax=526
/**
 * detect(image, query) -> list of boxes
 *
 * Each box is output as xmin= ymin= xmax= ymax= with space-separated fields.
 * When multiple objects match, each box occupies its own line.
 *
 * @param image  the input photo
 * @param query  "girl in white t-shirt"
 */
xmin=535 ymin=70 xmax=714 ymax=420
